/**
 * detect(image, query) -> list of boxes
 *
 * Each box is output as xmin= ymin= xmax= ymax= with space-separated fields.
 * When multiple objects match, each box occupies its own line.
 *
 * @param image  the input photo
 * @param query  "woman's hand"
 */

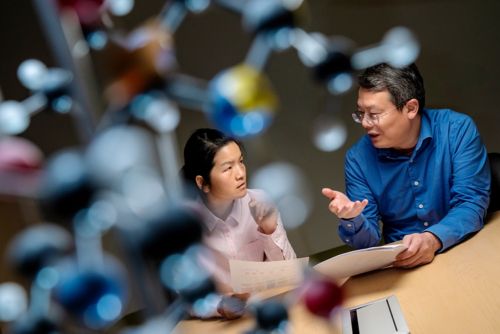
xmin=217 ymin=293 xmax=250 ymax=319
xmin=249 ymin=197 xmax=278 ymax=235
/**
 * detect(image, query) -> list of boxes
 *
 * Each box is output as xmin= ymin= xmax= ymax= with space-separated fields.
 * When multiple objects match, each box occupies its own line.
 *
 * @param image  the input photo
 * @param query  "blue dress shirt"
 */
xmin=339 ymin=108 xmax=490 ymax=251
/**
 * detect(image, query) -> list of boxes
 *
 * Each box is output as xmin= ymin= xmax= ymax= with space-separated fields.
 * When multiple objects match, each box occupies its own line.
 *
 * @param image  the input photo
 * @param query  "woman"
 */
xmin=182 ymin=128 xmax=296 ymax=292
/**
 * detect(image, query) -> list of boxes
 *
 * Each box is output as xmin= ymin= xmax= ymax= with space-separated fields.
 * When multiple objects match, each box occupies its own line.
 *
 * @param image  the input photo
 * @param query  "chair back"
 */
xmin=488 ymin=152 xmax=500 ymax=213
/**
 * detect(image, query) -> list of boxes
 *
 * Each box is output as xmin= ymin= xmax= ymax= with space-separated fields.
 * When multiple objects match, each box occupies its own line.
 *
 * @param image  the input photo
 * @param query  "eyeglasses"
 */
xmin=351 ymin=109 xmax=394 ymax=125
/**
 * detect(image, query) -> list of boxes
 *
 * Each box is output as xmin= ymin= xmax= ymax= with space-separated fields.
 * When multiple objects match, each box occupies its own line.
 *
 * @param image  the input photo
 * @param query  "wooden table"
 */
xmin=175 ymin=211 xmax=500 ymax=334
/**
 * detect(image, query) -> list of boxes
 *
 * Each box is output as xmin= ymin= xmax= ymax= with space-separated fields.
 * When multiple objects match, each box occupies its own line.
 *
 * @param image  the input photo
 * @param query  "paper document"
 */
xmin=314 ymin=244 xmax=407 ymax=280
xmin=229 ymin=257 xmax=309 ymax=293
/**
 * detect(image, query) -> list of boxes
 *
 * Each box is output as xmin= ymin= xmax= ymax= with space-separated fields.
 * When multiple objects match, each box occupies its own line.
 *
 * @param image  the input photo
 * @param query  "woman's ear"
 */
xmin=195 ymin=175 xmax=209 ymax=193
xmin=405 ymin=98 xmax=420 ymax=119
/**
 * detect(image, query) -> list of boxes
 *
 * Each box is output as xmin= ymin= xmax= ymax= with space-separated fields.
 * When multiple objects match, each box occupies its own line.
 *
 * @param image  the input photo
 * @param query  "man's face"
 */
xmin=205 ymin=142 xmax=247 ymax=202
xmin=356 ymin=88 xmax=416 ymax=150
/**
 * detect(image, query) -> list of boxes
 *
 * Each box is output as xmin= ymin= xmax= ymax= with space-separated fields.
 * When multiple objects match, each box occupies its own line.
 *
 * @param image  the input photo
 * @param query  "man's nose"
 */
xmin=361 ymin=115 xmax=373 ymax=129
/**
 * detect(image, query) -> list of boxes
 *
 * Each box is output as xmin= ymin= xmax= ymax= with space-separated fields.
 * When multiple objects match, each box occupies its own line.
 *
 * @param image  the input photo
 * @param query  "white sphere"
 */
xmin=0 ymin=100 xmax=29 ymax=135
xmin=17 ymin=59 xmax=48 ymax=91
xmin=250 ymin=162 xmax=312 ymax=229
xmin=107 ymin=0 xmax=134 ymax=16
xmin=0 ymin=282 xmax=27 ymax=322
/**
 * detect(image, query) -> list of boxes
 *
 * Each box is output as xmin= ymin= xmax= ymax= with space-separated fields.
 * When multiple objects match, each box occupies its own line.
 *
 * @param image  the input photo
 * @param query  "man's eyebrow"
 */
xmin=357 ymin=106 xmax=379 ymax=112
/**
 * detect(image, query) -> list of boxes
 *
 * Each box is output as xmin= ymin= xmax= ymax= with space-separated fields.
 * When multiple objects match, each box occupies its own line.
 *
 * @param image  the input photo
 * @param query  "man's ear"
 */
xmin=405 ymin=98 xmax=419 ymax=119
xmin=195 ymin=175 xmax=210 ymax=193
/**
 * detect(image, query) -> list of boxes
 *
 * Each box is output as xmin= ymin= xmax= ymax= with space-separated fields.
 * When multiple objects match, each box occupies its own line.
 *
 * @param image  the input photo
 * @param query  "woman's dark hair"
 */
xmin=182 ymin=128 xmax=243 ymax=188
xmin=358 ymin=63 xmax=425 ymax=113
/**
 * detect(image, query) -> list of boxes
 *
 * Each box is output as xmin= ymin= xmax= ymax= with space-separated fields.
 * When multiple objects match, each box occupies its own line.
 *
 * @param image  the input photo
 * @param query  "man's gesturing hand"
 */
xmin=321 ymin=187 xmax=368 ymax=219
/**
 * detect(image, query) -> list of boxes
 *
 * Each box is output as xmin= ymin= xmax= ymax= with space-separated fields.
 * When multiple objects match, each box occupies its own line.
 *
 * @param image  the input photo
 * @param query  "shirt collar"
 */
xmin=197 ymin=196 xmax=243 ymax=232
xmin=414 ymin=108 xmax=433 ymax=152
xmin=376 ymin=109 xmax=433 ymax=160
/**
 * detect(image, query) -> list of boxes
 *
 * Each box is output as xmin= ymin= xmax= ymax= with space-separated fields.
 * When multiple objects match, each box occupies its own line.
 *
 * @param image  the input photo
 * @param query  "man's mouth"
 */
xmin=237 ymin=182 xmax=246 ymax=189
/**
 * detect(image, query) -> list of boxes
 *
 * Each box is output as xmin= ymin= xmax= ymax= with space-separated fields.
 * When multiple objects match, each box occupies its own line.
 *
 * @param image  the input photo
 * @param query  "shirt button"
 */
xmin=418 ymin=204 xmax=424 ymax=209
xmin=347 ymin=223 xmax=353 ymax=228
xmin=414 ymin=181 xmax=419 ymax=186
xmin=345 ymin=239 xmax=350 ymax=243
xmin=423 ymin=222 xmax=429 ymax=227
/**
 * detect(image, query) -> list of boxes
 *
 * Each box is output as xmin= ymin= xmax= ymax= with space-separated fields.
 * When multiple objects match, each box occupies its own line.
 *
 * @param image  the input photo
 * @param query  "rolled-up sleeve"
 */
xmin=426 ymin=116 xmax=490 ymax=251
xmin=259 ymin=212 xmax=297 ymax=260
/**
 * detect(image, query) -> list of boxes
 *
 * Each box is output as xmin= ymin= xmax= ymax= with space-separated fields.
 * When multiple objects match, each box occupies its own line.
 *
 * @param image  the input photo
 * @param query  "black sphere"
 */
xmin=179 ymin=277 xmax=216 ymax=304
xmin=38 ymin=149 xmax=96 ymax=223
xmin=313 ymin=50 xmax=352 ymax=83
xmin=8 ymin=314 xmax=60 ymax=334
xmin=242 ymin=0 xmax=296 ymax=35
xmin=7 ymin=224 xmax=72 ymax=278
xmin=255 ymin=300 xmax=288 ymax=330
xmin=140 ymin=206 xmax=204 ymax=261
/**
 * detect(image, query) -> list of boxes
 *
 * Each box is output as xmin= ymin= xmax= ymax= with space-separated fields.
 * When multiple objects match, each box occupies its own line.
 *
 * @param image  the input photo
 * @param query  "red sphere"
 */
xmin=302 ymin=277 xmax=344 ymax=318
xmin=57 ymin=0 xmax=105 ymax=27
xmin=0 ymin=136 xmax=43 ymax=172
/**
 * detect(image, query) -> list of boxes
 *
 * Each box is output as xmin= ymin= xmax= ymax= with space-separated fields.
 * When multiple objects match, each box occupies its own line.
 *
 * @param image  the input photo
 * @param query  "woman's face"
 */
xmin=205 ymin=141 xmax=247 ymax=202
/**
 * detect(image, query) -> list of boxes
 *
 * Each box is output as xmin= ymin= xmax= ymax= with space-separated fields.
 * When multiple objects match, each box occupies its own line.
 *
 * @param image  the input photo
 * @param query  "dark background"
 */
xmin=1 ymin=0 xmax=499 ymax=277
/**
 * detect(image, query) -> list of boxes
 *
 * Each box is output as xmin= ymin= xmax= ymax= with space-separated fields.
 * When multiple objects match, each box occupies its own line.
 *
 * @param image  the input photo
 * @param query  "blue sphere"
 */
xmin=207 ymin=64 xmax=278 ymax=138
xmin=53 ymin=264 xmax=127 ymax=329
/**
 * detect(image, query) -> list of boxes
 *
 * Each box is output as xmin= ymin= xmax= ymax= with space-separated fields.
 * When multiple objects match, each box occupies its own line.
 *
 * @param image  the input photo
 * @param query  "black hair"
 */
xmin=181 ymin=128 xmax=243 ymax=188
xmin=358 ymin=63 xmax=425 ymax=113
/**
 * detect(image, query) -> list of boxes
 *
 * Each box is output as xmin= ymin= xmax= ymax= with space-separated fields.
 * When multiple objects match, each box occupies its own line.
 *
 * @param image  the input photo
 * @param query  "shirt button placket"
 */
xmin=223 ymin=225 xmax=236 ymax=257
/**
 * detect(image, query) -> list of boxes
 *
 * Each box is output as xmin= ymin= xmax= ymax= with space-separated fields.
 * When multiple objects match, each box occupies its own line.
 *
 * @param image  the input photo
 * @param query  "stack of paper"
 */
xmin=228 ymin=243 xmax=407 ymax=294
xmin=313 ymin=243 xmax=407 ymax=280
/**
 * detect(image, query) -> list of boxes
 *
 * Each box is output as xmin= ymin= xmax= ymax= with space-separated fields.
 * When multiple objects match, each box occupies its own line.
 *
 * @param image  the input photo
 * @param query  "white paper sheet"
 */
xmin=229 ymin=257 xmax=309 ymax=293
xmin=313 ymin=243 xmax=407 ymax=280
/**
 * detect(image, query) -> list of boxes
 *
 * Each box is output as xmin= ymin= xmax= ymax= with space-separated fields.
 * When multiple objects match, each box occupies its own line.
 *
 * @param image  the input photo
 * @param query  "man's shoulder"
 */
xmin=424 ymin=108 xmax=478 ymax=140
xmin=425 ymin=108 xmax=473 ymax=125
xmin=427 ymin=109 xmax=479 ymax=146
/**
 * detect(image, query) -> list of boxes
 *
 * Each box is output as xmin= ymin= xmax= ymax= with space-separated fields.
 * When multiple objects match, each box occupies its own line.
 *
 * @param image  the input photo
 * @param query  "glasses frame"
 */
xmin=351 ymin=108 xmax=395 ymax=125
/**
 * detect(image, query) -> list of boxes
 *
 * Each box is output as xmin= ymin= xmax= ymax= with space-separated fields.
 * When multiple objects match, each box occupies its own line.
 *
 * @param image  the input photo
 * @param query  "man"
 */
xmin=322 ymin=63 xmax=490 ymax=268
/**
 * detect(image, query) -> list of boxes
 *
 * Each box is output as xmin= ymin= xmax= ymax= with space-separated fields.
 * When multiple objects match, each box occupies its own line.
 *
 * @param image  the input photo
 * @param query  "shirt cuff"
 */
xmin=425 ymin=225 xmax=450 ymax=252
xmin=257 ymin=220 xmax=284 ymax=242
xmin=339 ymin=214 xmax=366 ymax=234
xmin=423 ymin=230 xmax=443 ymax=253
xmin=257 ymin=221 xmax=289 ymax=260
